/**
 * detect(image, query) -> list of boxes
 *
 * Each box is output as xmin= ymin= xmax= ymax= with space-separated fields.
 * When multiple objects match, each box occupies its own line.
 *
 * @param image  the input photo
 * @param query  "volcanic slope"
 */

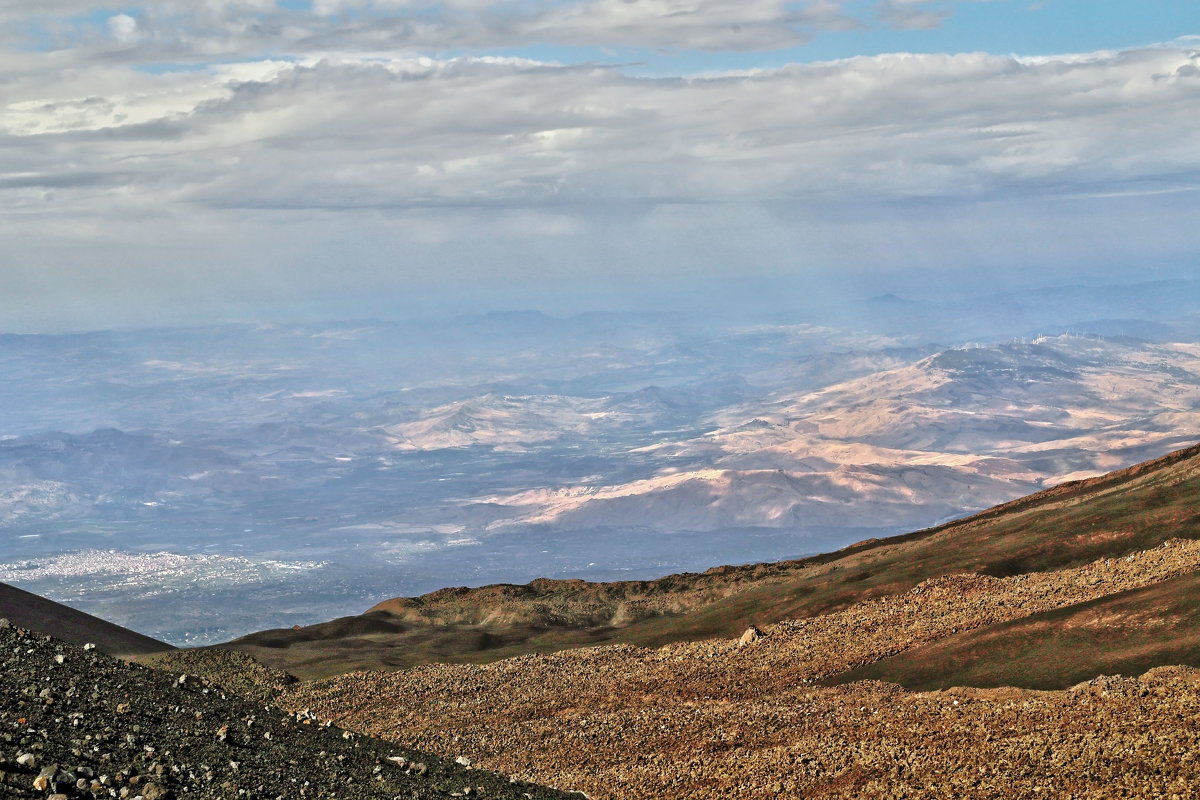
xmin=281 ymin=548 xmax=1200 ymax=799
xmin=222 ymin=441 xmax=1200 ymax=679
xmin=265 ymin=445 xmax=1200 ymax=799
xmin=0 ymin=621 xmax=577 ymax=799
xmin=0 ymin=581 xmax=172 ymax=656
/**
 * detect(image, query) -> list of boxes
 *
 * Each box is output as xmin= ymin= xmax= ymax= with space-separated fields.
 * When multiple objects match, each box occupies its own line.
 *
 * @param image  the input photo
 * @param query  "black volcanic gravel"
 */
xmin=0 ymin=620 xmax=578 ymax=799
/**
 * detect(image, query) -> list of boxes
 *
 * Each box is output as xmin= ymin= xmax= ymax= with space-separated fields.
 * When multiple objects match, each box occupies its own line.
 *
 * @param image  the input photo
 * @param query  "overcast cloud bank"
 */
xmin=1 ymin=2 xmax=1198 ymax=330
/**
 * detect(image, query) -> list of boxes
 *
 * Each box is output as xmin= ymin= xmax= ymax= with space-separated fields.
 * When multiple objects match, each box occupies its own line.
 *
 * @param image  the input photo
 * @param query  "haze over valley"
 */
xmin=3 ymin=278 xmax=1200 ymax=643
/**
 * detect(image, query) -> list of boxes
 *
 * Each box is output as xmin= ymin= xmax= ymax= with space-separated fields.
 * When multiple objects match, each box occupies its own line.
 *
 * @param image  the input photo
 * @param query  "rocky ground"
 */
xmin=0 ymin=621 xmax=578 ymax=799
xmin=275 ymin=540 xmax=1200 ymax=799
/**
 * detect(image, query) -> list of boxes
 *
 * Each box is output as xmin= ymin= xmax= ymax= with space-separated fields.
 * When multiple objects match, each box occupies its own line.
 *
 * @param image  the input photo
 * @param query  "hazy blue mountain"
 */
xmin=2 ymin=282 xmax=1199 ymax=643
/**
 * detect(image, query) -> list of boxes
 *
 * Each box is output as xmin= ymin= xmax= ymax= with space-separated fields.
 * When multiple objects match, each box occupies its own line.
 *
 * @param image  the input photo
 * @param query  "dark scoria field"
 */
xmin=0 ymin=621 xmax=576 ymax=799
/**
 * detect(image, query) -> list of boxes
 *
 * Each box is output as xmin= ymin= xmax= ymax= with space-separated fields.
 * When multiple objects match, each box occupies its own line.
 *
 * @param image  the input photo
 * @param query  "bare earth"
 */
xmin=279 ymin=540 xmax=1200 ymax=799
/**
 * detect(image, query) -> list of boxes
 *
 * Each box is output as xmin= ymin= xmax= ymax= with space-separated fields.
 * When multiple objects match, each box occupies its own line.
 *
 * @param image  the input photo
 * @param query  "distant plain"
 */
xmin=2 ymin=277 xmax=1199 ymax=644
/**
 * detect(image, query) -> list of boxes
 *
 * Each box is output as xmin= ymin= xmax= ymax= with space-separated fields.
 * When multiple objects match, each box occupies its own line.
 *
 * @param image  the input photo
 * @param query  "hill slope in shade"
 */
xmin=0 ymin=581 xmax=173 ymax=656
xmin=220 ymin=441 xmax=1200 ymax=679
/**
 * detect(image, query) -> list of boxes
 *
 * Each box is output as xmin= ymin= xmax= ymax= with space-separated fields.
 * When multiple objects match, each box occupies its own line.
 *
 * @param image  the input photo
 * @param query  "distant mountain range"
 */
xmin=476 ymin=334 xmax=1200 ymax=536
xmin=2 ymin=282 xmax=1200 ymax=643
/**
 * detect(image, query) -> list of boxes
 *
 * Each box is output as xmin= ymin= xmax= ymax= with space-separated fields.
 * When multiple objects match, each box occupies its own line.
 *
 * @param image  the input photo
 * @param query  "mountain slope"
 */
xmin=830 ymin=570 xmax=1200 ymax=691
xmin=220 ymin=441 xmax=1200 ymax=679
xmin=278 ymin=537 xmax=1200 ymax=799
xmin=177 ymin=441 xmax=1200 ymax=799
xmin=0 ymin=581 xmax=173 ymax=656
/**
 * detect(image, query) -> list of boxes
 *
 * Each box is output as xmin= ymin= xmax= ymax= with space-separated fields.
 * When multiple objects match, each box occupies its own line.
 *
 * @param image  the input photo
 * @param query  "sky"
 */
xmin=1 ymin=1 xmax=1198 ymax=331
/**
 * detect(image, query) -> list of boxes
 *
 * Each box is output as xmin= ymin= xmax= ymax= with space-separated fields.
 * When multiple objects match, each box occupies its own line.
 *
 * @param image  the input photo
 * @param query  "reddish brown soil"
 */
xmin=277 ymin=540 xmax=1200 ymax=799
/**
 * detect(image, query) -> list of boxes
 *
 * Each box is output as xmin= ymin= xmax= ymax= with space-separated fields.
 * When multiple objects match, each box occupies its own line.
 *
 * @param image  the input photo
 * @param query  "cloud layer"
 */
xmin=0 ymin=0 xmax=881 ymax=57
xmin=1 ymin=2 xmax=1199 ymax=329
xmin=6 ymin=48 xmax=1198 ymax=215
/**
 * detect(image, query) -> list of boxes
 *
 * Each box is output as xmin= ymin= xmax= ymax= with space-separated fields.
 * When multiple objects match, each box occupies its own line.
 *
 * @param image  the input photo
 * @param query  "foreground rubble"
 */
xmin=0 ymin=621 xmax=576 ymax=799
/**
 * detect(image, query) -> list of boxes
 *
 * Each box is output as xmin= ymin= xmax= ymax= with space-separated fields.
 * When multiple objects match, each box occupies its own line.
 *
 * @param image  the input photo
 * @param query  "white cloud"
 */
xmin=1 ymin=47 xmax=1197 ymax=232
xmin=0 ymin=0 xmax=936 ymax=58
xmin=875 ymin=1 xmax=951 ymax=31
xmin=4 ymin=48 xmax=1199 ymax=225
xmin=108 ymin=13 xmax=140 ymax=43
xmin=26 ymin=48 xmax=1200 ymax=202
xmin=1 ymin=1 xmax=1199 ymax=329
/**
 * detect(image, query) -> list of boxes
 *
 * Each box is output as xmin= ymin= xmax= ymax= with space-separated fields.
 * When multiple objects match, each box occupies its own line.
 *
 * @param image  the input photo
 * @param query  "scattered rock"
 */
xmin=278 ymin=540 xmax=1200 ymax=800
xmin=139 ymin=782 xmax=172 ymax=799
xmin=739 ymin=625 xmax=763 ymax=647
xmin=0 ymin=625 xmax=572 ymax=799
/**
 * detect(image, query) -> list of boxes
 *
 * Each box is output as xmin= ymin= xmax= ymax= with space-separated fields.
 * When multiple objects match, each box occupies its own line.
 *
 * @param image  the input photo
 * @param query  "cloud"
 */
xmin=107 ymin=13 xmax=141 ymax=43
xmin=8 ymin=48 xmax=1198 ymax=210
xmin=1 ymin=2 xmax=1199 ymax=330
xmin=875 ymin=1 xmax=951 ymax=31
xmin=0 ymin=0 xmax=936 ymax=58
